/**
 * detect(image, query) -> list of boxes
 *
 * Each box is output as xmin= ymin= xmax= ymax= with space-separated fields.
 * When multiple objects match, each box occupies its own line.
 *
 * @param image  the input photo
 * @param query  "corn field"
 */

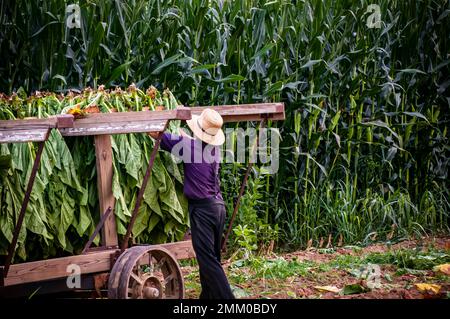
xmin=0 ymin=0 xmax=449 ymax=256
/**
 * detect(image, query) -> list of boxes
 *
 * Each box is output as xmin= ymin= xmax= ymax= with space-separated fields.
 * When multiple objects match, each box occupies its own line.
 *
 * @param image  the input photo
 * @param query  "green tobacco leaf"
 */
xmin=148 ymin=213 xmax=160 ymax=233
xmin=0 ymin=154 xmax=11 ymax=169
xmin=112 ymin=160 xmax=131 ymax=218
xmin=162 ymin=152 xmax=183 ymax=184
xmin=342 ymin=284 xmax=368 ymax=295
xmin=125 ymin=135 xmax=142 ymax=181
xmin=76 ymin=205 xmax=93 ymax=237
xmin=132 ymin=204 xmax=150 ymax=237
xmin=56 ymin=191 xmax=75 ymax=249
xmin=143 ymin=174 xmax=163 ymax=217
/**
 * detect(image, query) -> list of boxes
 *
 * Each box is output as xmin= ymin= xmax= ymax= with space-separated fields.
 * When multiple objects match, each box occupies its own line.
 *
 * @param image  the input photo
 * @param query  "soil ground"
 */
xmin=182 ymin=236 xmax=450 ymax=299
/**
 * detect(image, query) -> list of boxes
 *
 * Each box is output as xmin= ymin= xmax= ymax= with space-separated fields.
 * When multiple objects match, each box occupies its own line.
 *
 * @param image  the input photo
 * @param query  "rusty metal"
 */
xmin=82 ymin=206 xmax=113 ymax=254
xmin=93 ymin=273 xmax=109 ymax=297
xmin=108 ymin=246 xmax=184 ymax=299
xmin=2 ymin=140 xmax=47 ymax=279
xmin=222 ymin=120 xmax=266 ymax=251
xmin=121 ymin=126 xmax=167 ymax=251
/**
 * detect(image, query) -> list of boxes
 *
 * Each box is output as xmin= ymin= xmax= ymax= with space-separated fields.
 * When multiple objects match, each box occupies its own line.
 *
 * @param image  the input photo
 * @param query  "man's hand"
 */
xmin=148 ymin=131 xmax=162 ymax=139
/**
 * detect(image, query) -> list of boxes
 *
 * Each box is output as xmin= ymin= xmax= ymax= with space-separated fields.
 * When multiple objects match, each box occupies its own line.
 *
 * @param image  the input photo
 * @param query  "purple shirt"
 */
xmin=160 ymin=133 xmax=223 ymax=200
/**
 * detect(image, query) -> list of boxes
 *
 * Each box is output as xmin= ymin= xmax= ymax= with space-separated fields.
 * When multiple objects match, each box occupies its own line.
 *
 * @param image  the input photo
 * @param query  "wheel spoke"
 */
xmin=164 ymin=274 xmax=174 ymax=285
xmin=148 ymin=253 xmax=154 ymax=271
xmin=156 ymin=257 xmax=167 ymax=270
xmin=110 ymin=247 xmax=183 ymax=299
xmin=130 ymin=271 xmax=144 ymax=285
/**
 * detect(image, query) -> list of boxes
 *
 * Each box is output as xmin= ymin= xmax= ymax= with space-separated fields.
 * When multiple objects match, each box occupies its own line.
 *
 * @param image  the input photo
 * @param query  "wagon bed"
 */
xmin=0 ymin=103 xmax=284 ymax=298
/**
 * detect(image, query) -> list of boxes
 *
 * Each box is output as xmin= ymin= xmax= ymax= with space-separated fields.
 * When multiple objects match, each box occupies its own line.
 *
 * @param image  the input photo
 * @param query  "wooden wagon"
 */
xmin=0 ymin=103 xmax=284 ymax=298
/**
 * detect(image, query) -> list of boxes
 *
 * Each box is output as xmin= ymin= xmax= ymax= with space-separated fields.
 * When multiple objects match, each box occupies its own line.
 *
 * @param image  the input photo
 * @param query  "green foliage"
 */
xmin=365 ymin=248 xmax=450 ymax=271
xmin=0 ymin=87 xmax=188 ymax=261
xmin=228 ymin=167 xmax=278 ymax=256
xmin=228 ymin=246 xmax=449 ymax=287
xmin=233 ymin=225 xmax=258 ymax=259
xmin=0 ymin=0 xmax=448 ymax=251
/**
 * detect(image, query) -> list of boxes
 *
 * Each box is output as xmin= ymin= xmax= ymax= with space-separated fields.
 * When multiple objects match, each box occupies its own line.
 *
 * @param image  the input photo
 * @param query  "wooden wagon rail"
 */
xmin=59 ymin=108 xmax=191 ymax=136
xmin=3 ymin=241 xmax=194 ymax=286
xmin=0 ymin=115 xmax=73 ymax=143
xmin=189 ymin=103 xmax=285 ymax=122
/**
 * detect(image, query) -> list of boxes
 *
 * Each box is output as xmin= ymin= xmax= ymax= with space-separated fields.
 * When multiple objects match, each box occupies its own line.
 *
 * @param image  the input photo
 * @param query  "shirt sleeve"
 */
xmin=160 ymin=132 xmax=183 ymax=153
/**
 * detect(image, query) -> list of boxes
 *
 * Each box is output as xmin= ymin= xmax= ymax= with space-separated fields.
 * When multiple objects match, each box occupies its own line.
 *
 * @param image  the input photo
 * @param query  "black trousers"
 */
xmin=188 ymin=197 xmax=235 ymax=299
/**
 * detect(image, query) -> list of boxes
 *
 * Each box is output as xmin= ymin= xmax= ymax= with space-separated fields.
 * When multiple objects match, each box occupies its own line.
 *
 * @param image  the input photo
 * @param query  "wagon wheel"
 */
xmin=108 ymin=245 xmax=184 ymax=299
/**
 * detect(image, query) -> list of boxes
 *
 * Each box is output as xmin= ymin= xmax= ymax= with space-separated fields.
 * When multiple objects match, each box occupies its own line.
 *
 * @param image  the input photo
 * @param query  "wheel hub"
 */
xmin=131 ymin=275 xmax=163 ymax=299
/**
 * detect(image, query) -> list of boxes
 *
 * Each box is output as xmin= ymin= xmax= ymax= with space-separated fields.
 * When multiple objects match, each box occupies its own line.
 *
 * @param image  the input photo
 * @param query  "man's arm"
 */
xmin=148 ymin=131 xmax=183 ymax=153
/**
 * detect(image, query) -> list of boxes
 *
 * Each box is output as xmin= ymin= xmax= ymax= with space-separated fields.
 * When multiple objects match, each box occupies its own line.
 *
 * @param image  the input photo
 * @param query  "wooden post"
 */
xmin=94 ymin=135 xmax=118 ymax=247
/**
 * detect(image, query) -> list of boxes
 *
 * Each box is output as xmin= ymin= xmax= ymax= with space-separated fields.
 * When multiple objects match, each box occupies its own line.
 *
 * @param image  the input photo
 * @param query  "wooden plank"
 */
xmin=55 ymin=114 xmax=74 ymax=128
xmin=0 ymin=117 xmax=58 ymax=129
xmin=94 ymin=135 xmax=118 ymax=247
xmin=189 ymin=103 xmax=285 ymax=122
xmin=0 ymin=128 xmax=50 ymax=144
xmin=158 ymin=240 xmax=195 ymax=260
xmin=4 ymin=250 xmax=118 ymax=286
xmin=59 ymin=120 xmax=167 ymax=136
xmin=0 ymin=115 xmax=71 ymax=143
xmin=58 ymin=108 xmax=190 ymax=136
xmin=4 ymin=241 xmax=194 ymax=286
xmin=61 ymin=109 xmax=190 ymax=125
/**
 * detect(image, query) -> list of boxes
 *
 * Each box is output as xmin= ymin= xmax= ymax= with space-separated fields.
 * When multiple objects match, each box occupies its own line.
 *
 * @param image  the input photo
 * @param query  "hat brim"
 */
xmin=186 ymin=115 xmax=225 ymax=146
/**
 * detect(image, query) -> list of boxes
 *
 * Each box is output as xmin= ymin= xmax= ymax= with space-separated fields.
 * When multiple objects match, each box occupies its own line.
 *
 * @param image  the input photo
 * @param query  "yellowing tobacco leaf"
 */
xmin=66 ymin=105 xmax=86 ymax=118
xmin=433 ymin=264 xmax=450 ymax=275
xmin=314 ymin=285 xmax=341 ymax=293
xmin=415 ymin=283 xmax=441 ymax=294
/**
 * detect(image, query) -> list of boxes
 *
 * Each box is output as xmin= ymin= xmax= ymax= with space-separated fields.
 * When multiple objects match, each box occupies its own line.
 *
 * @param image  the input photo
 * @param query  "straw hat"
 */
xmin=186 ymin=108 xmax=225 ymax=146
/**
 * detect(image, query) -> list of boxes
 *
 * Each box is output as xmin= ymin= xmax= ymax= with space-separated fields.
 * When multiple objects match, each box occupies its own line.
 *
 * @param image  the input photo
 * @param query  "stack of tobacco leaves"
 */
xmin=0 ymin=85 xmax=188 ymax=262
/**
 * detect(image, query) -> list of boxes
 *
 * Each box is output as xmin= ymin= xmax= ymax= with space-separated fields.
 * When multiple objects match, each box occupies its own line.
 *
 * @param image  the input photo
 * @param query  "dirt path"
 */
xmin=182 ymin=236 xmax=450 ymax=299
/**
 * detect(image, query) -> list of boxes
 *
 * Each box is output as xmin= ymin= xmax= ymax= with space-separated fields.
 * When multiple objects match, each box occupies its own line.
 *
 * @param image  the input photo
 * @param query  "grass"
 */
xmin=0 ymin=0 xmax=448 ymax=249
xmin=365 ymin=249 xmax=450 ymax=271
xmin=184 ymin=238 xmax=450 ymax=298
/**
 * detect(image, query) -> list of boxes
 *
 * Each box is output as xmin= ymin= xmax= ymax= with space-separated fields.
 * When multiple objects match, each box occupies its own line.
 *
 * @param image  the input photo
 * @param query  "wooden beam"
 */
xmin=70 ymin=109 xmax=191 ymax=124
xmin=59 ymin=108 xmax=191 ymax=137
xmin=189 ymin=103 xmax=285 ymax=122
xmin=3 ymin=241 xmax=194 ymax=286
xmin=0 ymin=128 xmax=50 ymax=144
xmin=59 ymin=120 xmax=167 ymax=136
xmin=0 ymin=118 xmax=58 ymax=129
xmin=156 ymin=240 xmax=195 ymax=260
xmin=55 ymin=114 xmax=74 ymax=128
xmin=0 ymin=115 xmax=72 ymax=144
xmin=94 ymin=135 xmax=118 ymax=247
xmin=4 ymin=250 xmax=117 ymax=286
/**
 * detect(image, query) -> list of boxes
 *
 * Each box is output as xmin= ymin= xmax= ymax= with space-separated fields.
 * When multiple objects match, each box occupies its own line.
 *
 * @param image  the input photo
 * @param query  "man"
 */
xmin=149 ymin=108 xmax=235 ymax=299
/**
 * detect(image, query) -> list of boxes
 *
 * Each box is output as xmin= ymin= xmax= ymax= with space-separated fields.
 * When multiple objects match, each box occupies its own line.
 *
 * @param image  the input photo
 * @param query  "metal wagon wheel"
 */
xmin=108 ymin=245 xmax=184 ymax=299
